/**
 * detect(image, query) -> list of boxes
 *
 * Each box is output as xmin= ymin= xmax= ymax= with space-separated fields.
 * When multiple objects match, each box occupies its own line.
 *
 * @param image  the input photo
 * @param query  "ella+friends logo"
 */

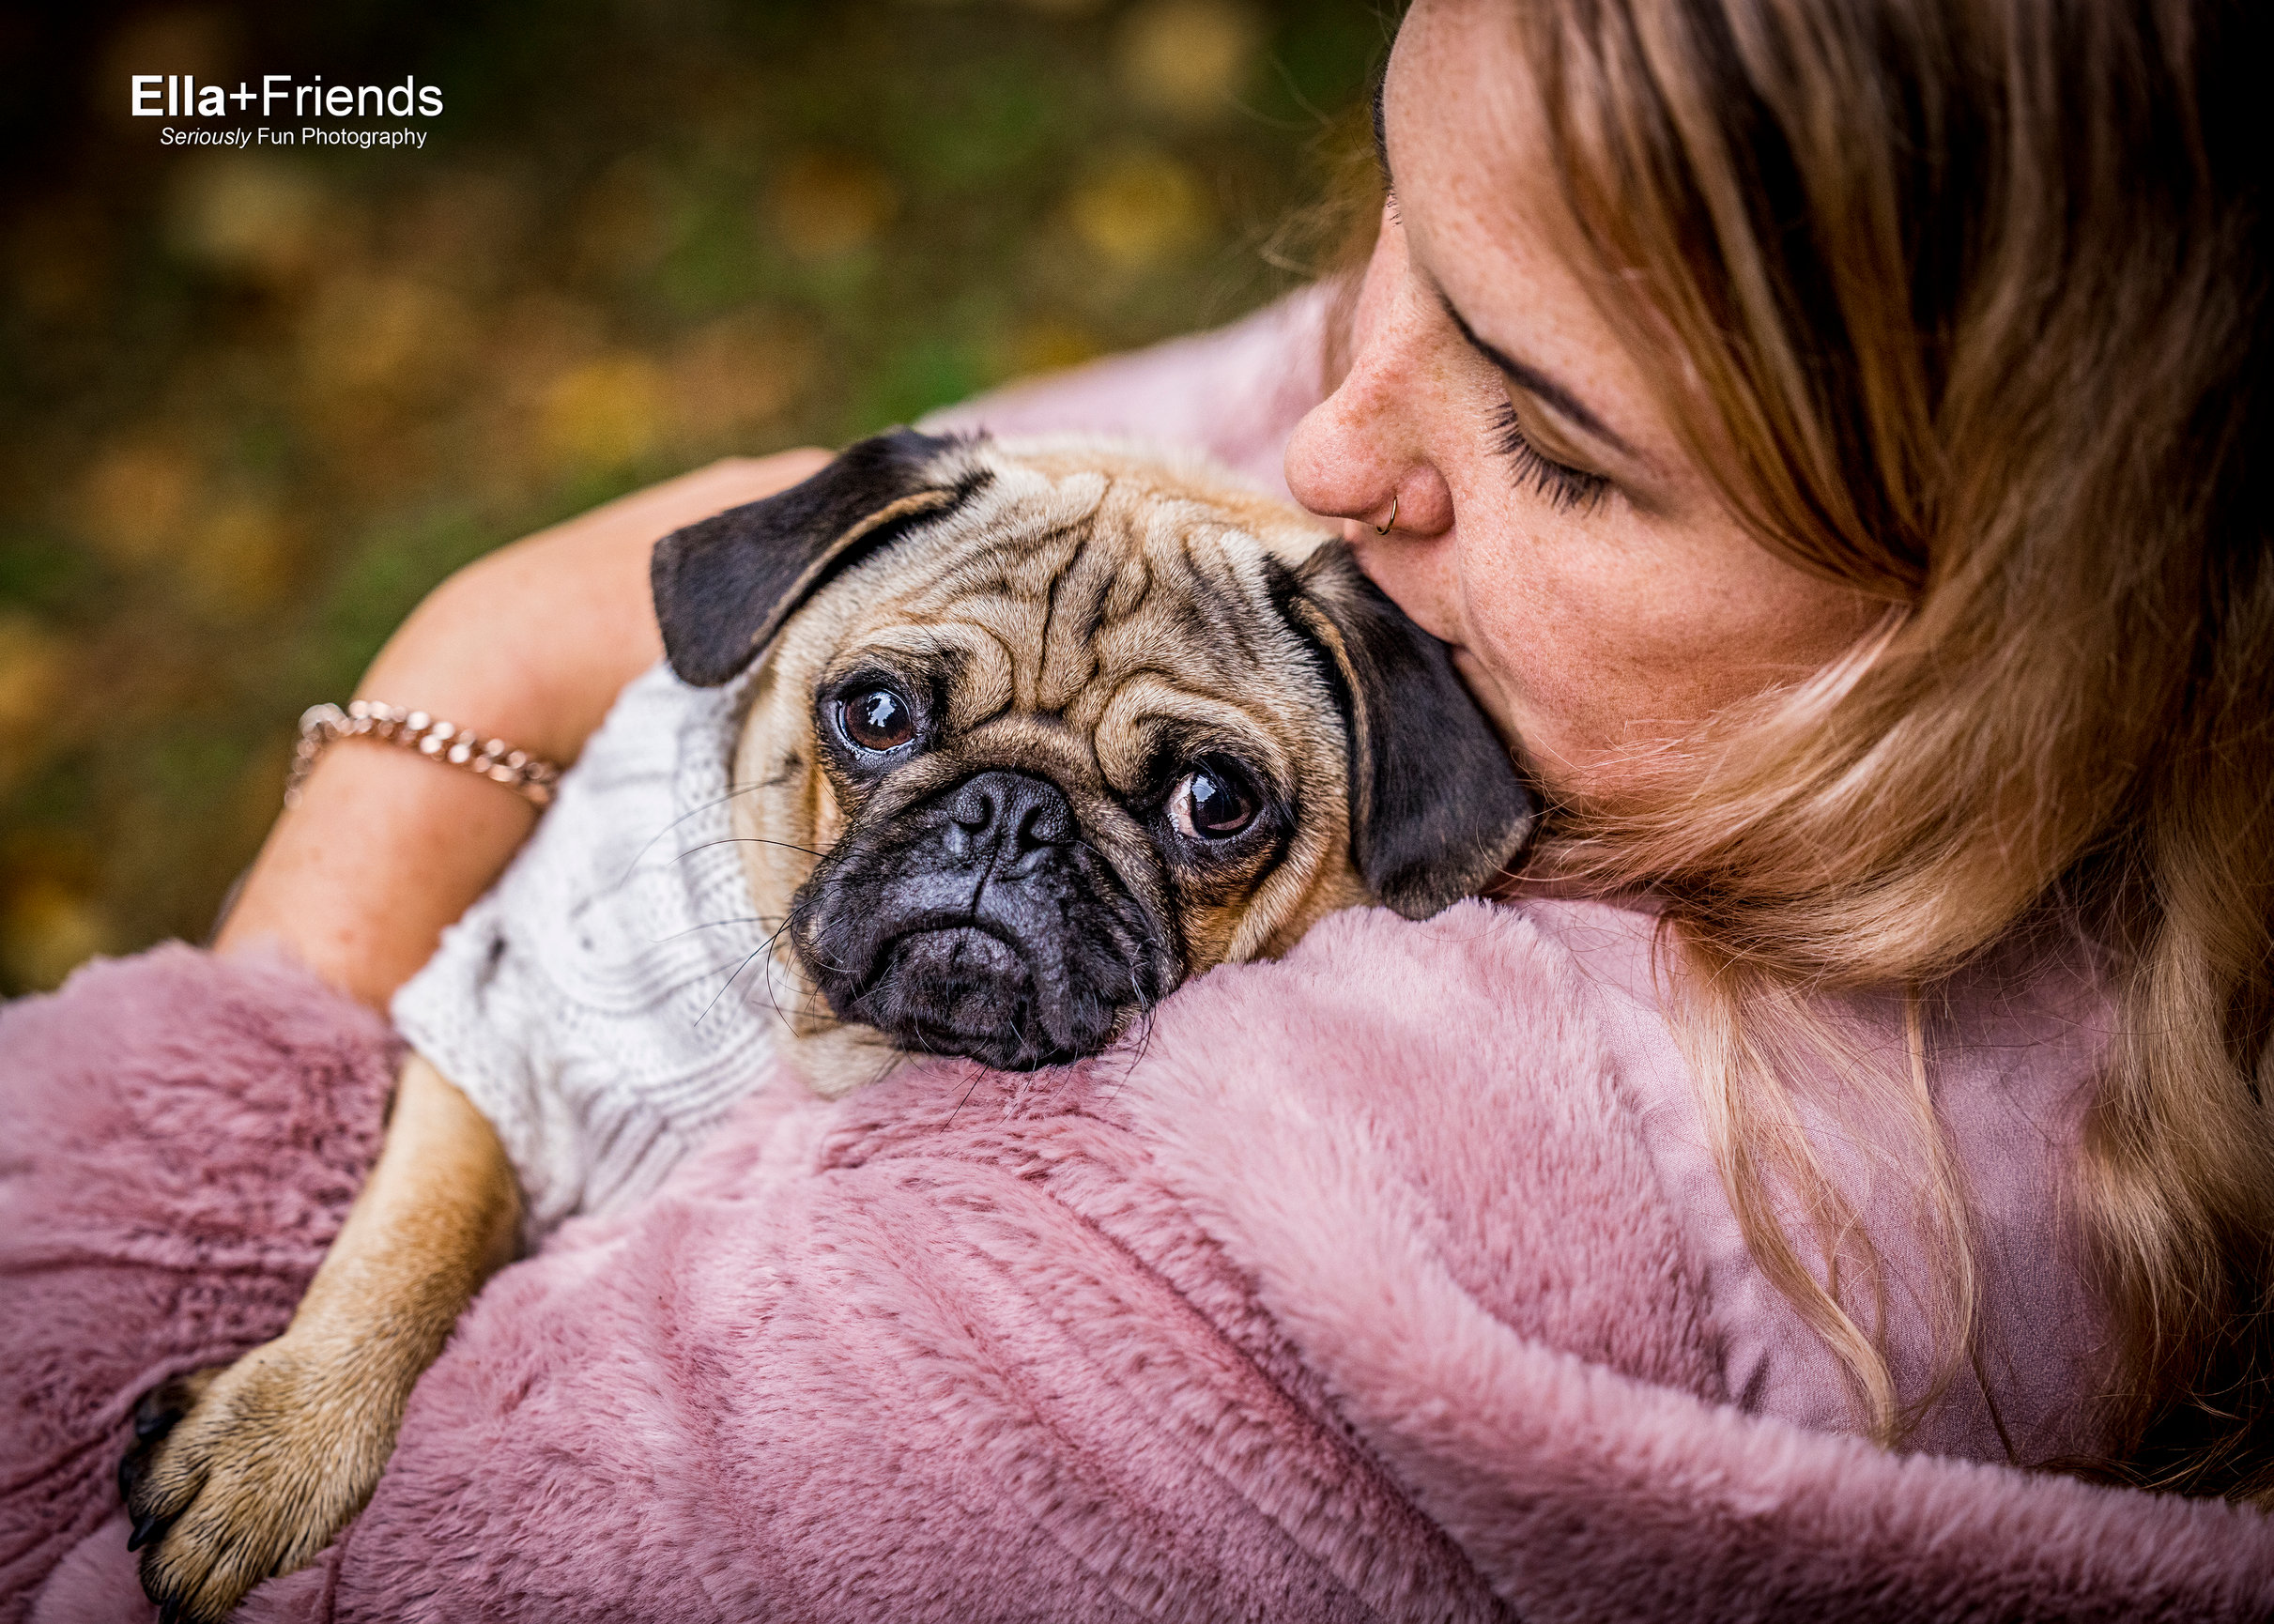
xmin=131 ymin=74 xmax=442 ymax=150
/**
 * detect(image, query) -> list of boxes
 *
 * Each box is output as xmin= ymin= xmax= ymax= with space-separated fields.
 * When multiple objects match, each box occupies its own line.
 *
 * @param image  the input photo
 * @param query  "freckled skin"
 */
xmin=1283 ymin=0 xmax=1885 ymax=809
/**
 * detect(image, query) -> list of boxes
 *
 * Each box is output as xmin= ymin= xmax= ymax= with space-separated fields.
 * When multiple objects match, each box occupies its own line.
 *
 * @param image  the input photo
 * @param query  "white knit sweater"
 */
xmin=391 ymin=662 xmax=784 ymax=1236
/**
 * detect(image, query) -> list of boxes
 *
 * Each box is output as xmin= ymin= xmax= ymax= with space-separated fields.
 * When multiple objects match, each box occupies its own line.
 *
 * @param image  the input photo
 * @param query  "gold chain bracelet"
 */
xmin=285 ymin=701 xmax=562 ymax=809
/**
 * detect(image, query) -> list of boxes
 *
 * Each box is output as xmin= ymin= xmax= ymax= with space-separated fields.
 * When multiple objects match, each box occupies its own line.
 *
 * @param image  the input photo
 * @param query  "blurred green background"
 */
xmin=0 ymin=0 xmax=1387 ymax=994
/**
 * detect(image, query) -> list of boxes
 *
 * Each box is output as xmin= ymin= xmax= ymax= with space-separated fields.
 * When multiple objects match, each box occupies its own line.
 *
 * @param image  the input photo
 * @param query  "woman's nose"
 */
xmin=1284 ymin=219 xmax=1454 ymax=538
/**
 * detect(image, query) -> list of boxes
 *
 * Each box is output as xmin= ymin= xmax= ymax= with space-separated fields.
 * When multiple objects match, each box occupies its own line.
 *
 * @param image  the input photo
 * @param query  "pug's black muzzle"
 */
xmin=789 ymin=770 xmax=1169 ymax=1070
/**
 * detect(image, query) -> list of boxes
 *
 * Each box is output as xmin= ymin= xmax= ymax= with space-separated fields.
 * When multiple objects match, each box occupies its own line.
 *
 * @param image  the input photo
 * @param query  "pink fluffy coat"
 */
xmin=7 ymin=912 xmax=2274 ymax=1622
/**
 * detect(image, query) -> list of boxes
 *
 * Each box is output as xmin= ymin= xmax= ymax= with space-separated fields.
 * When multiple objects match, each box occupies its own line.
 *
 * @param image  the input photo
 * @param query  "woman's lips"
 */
xmin=1331 ymin=521 xmax=1529 ymax=757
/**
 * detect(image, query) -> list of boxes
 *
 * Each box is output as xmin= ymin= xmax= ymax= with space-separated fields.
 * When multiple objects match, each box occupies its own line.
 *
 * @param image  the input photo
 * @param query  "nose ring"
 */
xmin=1374 ymin=493 xmax=1399 ymax=535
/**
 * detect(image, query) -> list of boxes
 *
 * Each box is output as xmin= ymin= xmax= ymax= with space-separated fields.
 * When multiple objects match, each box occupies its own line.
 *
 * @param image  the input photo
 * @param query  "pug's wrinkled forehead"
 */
xmin=652 ymin=430 xmax=1534 ymax=1085
xmin=656 ymin=432 xmax=1330 ymax=682
xmin=750 ymin=440 xmax=1341 ymax=811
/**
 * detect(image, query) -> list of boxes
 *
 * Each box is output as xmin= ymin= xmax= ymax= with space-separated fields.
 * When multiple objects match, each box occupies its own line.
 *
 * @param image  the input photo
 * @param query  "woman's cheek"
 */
xmin=1456 ymin=530 xmax=1718 ymax=794
xmin=1459 ymin=565 xmax=1624 ymax=783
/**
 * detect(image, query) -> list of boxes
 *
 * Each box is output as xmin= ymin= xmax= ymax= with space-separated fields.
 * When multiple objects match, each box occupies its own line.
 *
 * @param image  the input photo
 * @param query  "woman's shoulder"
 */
xmin=1221 ymin=889 xmax=1653 ymax=989
xmin=1133 ymin=893 xmax=2115 ymax=1459
xmin=921 ymin=283 xmax=1338 ymax=502
xmin=1176 ymin=894 xmax=1671 ymax=1081
xmin=1081 ymin=895 xmax=1729 ymax=1398
xmin=1206 ymin=889 xmax=2109 ymax=1114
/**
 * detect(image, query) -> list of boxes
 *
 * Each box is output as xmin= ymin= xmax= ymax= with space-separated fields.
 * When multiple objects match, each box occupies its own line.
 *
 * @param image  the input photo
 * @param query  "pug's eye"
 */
xmin=1172 ymin=760 xmax=1257 ymax=841
xmin=839 ymin=687 xmax=916 ymax=753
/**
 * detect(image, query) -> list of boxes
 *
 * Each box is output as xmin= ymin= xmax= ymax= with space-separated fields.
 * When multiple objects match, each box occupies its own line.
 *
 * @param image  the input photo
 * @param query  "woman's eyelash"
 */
xmin=1486 ymin=402 xmax=1612 ymax=513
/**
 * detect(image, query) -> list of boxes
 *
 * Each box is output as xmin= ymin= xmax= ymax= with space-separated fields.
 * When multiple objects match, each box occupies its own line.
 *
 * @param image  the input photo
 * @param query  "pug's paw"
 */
xmin=119 ymin=1339 xmax=401 ymax=1623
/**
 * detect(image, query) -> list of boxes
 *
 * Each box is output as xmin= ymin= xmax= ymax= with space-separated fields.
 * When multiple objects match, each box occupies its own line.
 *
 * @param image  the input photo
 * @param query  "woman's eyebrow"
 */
xmin=1435 ymin=287 xmax=1636 ymax=458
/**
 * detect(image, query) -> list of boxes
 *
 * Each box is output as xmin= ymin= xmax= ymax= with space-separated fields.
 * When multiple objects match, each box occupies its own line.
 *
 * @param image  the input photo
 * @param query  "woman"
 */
xmin=52 ymin=0 xmax=2268 ymax=1605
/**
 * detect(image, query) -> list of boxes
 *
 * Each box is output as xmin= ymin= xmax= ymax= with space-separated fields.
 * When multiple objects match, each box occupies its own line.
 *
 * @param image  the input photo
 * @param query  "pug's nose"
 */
xmin=941 ymin=772 xmax=1075 ymax=870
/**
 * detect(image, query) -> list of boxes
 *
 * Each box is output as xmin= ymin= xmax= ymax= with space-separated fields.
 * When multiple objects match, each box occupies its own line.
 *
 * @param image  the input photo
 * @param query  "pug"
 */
xmin=122 ymin=430 xmax=1535 ymax=1621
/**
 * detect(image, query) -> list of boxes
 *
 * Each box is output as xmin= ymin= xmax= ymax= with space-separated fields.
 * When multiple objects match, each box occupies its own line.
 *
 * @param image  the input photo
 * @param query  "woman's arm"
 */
xmin=214 ymin=449 xmax=830 ymax=1008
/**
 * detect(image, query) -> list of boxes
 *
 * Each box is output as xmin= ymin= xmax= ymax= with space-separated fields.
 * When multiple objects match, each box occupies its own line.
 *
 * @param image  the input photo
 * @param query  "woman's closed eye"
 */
xmin=1486 ymin=400 xmax=1612 ymax=513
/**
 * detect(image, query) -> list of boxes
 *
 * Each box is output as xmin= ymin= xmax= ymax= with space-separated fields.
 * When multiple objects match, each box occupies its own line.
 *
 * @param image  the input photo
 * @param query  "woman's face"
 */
xmin=1283 ymin=0 xmax=1883 ymax=808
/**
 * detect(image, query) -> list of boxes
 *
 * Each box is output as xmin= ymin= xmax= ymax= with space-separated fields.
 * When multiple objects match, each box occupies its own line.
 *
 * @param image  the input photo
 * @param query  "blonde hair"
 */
xmin=1466 ymin=0 xmax=2274 ymax=1490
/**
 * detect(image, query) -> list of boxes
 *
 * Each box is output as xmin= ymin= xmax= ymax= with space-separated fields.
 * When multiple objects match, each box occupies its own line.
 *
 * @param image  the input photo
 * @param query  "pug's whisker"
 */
xmin=945 ymin=1060 xmax=988 ymax=1129
xmin=1009 ymin=1004 xmax=1051 ymax=1075
xmin=1127 ymin=1001 xmax=1160 ymax=1063
xmin=766 ymin=989 xmax=845 ymax=1037
xmin=671 ymin=835 xmax=827 ymax=864
xmin=696 ymin=942 xmax=774 ymax=1025
xmin=858 ymin=962 xmax=904 ymax=1007
xmin=792 ymin=937 xmax=864 ymax=977
xmin=614 ymin=780 xmax=786 ymax=883
xmin=761 ymin=966 xmax=797 ymax=1034
xmin=748 ymin=920 xmax=825 ymax=1035
xmin=648 ymin=915 xmax=784 ymax=944
xmin=719 ymin=915 xmax=802 ymax=1021
xmin=1098 ymin=990 xmax=1160 ymax=1109
xmin=763 ymin=972 xmax=846 ymax=1036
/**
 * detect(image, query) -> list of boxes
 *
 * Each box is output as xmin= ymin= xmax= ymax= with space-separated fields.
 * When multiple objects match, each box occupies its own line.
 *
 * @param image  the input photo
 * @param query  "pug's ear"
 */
xmin=1286 ymin=542 xmax=1537 ymax=919
xmin=652 ymin=428 xmax=991 ymax=686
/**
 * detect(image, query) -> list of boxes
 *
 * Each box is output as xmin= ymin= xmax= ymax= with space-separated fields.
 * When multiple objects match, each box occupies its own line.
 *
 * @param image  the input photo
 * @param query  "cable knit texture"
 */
xmin=7 ymin=932 xmax=2274 ymax=1621
xmin=387 ymin=660 xmax=776 ymax=1238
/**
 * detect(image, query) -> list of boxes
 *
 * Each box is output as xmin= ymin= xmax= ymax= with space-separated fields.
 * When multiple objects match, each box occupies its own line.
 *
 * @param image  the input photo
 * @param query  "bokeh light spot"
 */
xmin=1 ymin=874 xmax=115 ymax=992
xmin=164 ymin=159 xmax=330 ymax=287
xmin=1114 ymin=0 xmax=1263 ymax=123
xmin=77 ymin=440 xmax=201 ymax=565
xmin=1068 ymin=148 xmax=1209 ymax=269
xmin=542 ymin=354 xmax=668 ymax=472
xmin=0 ymin=615 xmax=66 ymax=791
xmin=771 ymin=152 xmax=899 ymax=262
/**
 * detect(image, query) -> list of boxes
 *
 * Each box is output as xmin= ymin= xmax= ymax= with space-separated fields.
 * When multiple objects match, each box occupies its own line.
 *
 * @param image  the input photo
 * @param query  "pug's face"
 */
xmin=653 ymin=431 xmax=1533 ymax=1095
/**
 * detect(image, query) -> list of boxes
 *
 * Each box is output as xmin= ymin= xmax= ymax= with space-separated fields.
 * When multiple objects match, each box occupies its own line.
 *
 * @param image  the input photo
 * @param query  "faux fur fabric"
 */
xmin=6 ymin=919 xmax=2274 ymax=1622
xmin=0 ymin=946 xmax=396 ymax=1623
